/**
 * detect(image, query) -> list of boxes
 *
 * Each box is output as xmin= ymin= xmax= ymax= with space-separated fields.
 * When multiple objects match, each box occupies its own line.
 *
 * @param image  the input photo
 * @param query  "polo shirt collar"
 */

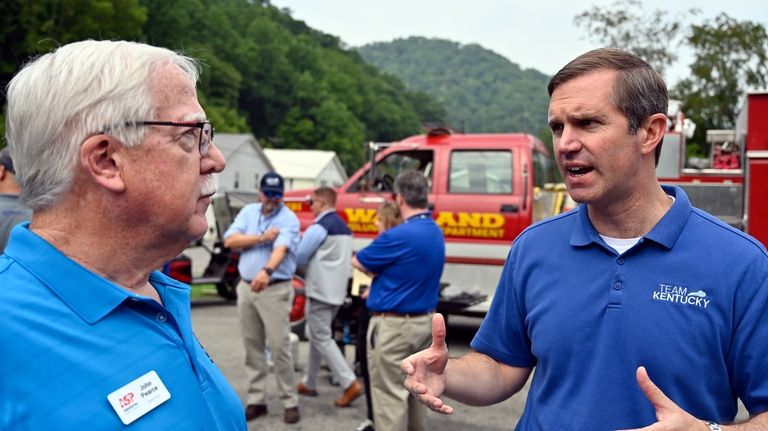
xmin=570 ymin=185 xmax=691 ymax=250
xmin=6 ymin=223 xmax=189 ymax=324
xmin=315 ymin=208 xmax=336 ymax=222
xmin=405 ymin=211 xmax=432 ymax=223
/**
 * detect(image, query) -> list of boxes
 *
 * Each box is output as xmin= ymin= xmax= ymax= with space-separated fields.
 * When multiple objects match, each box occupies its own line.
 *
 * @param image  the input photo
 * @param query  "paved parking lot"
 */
xmin=191 ymin=299 xmax=528 ymax=430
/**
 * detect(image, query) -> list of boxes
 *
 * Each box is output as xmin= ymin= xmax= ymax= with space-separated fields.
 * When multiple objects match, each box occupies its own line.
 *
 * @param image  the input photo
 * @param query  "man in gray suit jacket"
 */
xmin=295 ymin=187 xmax=363 ymax=407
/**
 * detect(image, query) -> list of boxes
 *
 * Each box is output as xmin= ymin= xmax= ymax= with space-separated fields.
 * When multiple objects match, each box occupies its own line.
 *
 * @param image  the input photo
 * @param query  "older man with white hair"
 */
xmin=0 ymin=40 xmax=244 ymax=430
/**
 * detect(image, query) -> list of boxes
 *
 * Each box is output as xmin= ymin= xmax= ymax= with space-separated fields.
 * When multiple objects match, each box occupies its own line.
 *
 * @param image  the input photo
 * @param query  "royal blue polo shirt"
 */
xmin=357 ymin=212 xmax=445 ymax=314
xmin=0 ymin=224 xmax=246 ymax=430
xmin=472 ymin=186 xmax=768 ymax=429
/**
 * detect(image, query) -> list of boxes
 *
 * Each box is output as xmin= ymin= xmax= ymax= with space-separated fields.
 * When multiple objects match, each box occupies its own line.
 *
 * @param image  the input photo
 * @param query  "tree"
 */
xmin=674 ymin=13 xmax=768 ymax=155
xmin=573 ymin=0 xmax=697 ymax=77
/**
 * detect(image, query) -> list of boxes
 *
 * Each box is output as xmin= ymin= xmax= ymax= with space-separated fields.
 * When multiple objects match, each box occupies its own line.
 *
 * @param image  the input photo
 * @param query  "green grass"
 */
xmin=190 ymin=284 xmax=219 ymax=298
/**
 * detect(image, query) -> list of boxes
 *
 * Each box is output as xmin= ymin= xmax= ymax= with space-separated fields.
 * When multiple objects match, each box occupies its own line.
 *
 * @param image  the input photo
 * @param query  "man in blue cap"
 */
xmin=224 ymin=171 xmax=302 ymax=424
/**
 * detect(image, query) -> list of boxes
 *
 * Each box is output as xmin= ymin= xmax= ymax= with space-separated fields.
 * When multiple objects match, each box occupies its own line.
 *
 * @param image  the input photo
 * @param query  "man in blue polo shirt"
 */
xmin=0 ymin=40 xmax=244 ymax=430
xmin=401 ymin=48 xmax=768 ymax=430
xmin=223 ymin=171 xmax=302 ymax=424
xmin=353 ymin=170 xmax=445 ymax=431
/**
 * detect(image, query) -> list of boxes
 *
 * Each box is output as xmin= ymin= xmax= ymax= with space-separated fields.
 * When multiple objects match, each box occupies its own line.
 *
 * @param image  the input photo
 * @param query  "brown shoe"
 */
xmin=245 ymin=404 xmax=267 ymax=421
xmin=284 ymin=406 xmax=300 ymax=424
xmin=297 ymin=382 xmax=318 ymax=396
xmin=335 ymin=379 xmax=364 ymax=407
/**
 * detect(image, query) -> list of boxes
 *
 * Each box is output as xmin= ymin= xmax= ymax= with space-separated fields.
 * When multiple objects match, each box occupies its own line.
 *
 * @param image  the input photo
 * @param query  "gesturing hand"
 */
xmin=400 ymin=313 xmax=454 ymax=415
xmin=616 ymin=367 xmax=708 ymax=431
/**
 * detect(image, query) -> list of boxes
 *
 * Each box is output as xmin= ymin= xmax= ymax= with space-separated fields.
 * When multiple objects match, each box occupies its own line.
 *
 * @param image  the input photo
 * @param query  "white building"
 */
xmin=214 ymin=133 xmax=273 ymax=193
xmin=263 ymin=148 xmax=348 ymax=191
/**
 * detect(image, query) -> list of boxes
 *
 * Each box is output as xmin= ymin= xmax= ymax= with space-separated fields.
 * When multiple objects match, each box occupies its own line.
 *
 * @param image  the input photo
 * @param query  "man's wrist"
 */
xmin=262 ymin=267 xmax=274 ymax=276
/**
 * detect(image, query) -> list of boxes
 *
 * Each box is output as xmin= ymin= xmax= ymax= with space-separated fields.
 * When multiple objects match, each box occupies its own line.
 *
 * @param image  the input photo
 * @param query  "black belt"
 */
xmin=370 ymin=311 xmax=433 ymax=318
xmin=243 ymin=278 xmax=291 ymax=285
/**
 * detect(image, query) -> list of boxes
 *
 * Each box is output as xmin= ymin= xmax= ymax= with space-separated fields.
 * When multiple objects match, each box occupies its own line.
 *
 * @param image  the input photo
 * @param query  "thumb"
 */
xmin=636 ymin=366 xmax=674 ymax=411
xmin=431 ymin=313 xmax=447 ymax=350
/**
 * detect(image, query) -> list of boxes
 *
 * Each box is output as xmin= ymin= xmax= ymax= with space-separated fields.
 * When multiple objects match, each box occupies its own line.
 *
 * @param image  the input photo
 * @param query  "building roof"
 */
xmin=263 ymin=149 xmax=346 ymax=180
xmin=214 ymin=133 xmax=273 ymax=170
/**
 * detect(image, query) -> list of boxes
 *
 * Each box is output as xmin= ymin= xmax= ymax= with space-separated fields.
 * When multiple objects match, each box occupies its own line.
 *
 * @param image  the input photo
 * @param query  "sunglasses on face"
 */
xmin=263 ymin=191 xmax=283 ymax=199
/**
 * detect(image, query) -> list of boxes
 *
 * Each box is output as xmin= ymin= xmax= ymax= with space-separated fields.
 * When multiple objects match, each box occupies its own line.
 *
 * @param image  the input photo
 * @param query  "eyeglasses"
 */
xmin=102 ymin=120 xmax=214 ymax=156
xmin=263 ymin=191 xmax=283 ymax=199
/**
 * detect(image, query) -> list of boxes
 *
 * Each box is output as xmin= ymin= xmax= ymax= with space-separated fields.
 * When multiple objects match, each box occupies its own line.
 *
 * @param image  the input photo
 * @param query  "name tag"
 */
xmin=107 ymin=370 xmax=171 ymax=425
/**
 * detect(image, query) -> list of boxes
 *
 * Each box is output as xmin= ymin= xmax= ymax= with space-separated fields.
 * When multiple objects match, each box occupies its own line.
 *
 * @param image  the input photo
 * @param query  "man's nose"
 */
xmin=202 ymin=142 xmax=226 ymax=174
xmin=555 ymin=126 xmax=582 ymax=155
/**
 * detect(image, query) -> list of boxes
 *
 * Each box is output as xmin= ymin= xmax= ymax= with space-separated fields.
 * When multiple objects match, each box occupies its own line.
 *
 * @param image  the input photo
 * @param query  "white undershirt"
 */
xmin=599 ymin=235 xmax=642 ymax=254
xmin=599 ymin=195 xmax=676 ymax=254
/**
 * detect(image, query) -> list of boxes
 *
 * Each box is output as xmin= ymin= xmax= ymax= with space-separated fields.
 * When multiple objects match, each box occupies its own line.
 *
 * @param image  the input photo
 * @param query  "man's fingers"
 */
xmin=431 ymin=313 xmax=447 ymax=350
xmin=401 ymin=357 xmax=415 ymax=375
xmin=635 ymin=366 xmax=673 ymax=410
xmin=416 ymin=393 xmax=454 ymax=415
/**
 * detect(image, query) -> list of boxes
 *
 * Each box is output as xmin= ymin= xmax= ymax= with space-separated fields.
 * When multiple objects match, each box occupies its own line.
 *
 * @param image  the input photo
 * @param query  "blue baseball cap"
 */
xmin=260 ymin=171 xmax=284 ymax=195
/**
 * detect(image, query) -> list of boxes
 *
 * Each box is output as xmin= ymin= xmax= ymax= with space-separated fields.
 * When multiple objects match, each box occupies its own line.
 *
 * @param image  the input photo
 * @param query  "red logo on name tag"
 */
xmin=119 ymin=392 xmax=135 ymax=409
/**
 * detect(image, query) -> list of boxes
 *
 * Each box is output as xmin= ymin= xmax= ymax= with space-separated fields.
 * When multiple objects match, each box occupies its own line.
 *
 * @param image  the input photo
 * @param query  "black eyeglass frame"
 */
xmin=101 ymin=120 xmax=214 ymax=156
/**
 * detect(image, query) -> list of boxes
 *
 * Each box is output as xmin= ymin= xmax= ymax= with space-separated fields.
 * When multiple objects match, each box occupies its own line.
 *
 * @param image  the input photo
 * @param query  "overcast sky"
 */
xmin=270 ymin=0 xmax=767 ymax=86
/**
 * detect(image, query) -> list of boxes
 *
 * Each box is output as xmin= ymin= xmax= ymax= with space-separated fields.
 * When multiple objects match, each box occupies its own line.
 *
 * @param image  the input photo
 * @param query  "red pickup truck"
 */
xmin=283 ymin=128 xmax=564 ymax=318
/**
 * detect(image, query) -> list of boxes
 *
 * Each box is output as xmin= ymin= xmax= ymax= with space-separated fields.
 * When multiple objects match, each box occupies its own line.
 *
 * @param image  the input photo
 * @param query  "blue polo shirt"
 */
xmin=0 ymin=224 xmax=245 ymax=430
xmin=472 ymin=186 xmax=768 ymax=429
xmin=357 ymin=212 xmax=445 ymax=314
xmin=224 ymin=203 xmax=300 ymax=281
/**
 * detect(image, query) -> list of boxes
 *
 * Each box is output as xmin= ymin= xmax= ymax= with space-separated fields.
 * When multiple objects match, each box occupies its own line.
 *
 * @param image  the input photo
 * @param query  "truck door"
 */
xmin=434 ymin=149 xmax=523 ymax=256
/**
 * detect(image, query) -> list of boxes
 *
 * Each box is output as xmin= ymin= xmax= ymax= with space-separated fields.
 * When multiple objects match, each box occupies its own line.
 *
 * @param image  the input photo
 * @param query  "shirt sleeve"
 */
xmin=223 ymin=205 xmax=252 ymax=239
xmin=470 ymin=245 xmax=536 ymax=368
xmin=273 ymin=208 xmax=301 ymax=251
xmin=295 ymin=224 xmax=328 ymax=268
xmin=729 ymin=259 xmax=768 ymax=413
xmin=355 ymin=230 xmax=403 ymax=274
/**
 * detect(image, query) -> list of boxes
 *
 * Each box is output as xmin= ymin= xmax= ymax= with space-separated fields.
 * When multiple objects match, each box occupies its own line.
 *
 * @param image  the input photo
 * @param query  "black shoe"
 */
xmin=245 ymin=404 xmax=267 ymax=421
xmin=355 ymin=419 xmax=374 ymax=431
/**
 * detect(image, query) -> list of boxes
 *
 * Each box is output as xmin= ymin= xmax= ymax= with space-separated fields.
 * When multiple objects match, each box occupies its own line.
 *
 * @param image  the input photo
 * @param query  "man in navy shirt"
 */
xmin=0 ymin=40 xmax=244 ymax=430
xmin=353 ymin=170 xmax=445 ymax=431
xmin=295 ymin=187 xmax=363 ymax=407
xmin=401 ymin=49 xmax=768 ymax=430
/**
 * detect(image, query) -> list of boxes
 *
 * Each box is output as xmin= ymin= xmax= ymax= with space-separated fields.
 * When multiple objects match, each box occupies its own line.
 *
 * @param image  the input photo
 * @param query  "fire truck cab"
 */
xmin=284 ymin=128 xmax=564 ymax=318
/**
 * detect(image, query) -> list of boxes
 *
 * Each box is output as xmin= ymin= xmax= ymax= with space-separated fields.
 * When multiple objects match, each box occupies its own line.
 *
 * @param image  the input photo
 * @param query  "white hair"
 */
xmin=5 ymin=40 xmax=201 ymax=210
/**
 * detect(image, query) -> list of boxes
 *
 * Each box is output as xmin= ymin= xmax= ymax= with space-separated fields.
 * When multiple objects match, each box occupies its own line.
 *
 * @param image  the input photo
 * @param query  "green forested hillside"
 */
xmin=0 ymin=0 xmax=446 ymax=170
xmin=357 ymin=37 xmax=552 ymax=139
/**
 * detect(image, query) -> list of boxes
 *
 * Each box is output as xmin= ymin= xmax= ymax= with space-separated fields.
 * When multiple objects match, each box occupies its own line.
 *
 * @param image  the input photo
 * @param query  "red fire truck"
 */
xmin=657 ymin=92 xmax=768 ymax=245
xmin=283 ymin=127 xmax=564 ymax=318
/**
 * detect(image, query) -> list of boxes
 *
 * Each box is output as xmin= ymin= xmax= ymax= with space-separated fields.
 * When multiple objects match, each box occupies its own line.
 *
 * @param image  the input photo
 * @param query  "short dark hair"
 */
xmin=394 ymin=170 xmax=429 ymax=209
xmin=0 ymin=148 xmax=15 ymax=174
xmin=313 ymin=186 xmax=337 ymax=206
xmin=548 ymin=48 xmax=668 ymax=164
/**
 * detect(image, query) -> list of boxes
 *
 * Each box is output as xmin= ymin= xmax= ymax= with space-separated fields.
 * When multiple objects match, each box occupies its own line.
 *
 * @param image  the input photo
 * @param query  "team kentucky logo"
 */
xmin=652 ymin=283 xmax=711 ymax=309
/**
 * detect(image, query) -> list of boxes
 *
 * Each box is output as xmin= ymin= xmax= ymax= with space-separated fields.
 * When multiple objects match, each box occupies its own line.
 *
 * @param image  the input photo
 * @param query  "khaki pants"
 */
xmin=237 ymin=280 xmax=298 ymax=408
xmin=367 ymin=313 xmax=432 ymax=431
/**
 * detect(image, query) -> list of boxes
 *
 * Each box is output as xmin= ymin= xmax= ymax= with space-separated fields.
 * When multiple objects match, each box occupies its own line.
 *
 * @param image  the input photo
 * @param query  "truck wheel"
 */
xmin=216 ymin=277 xmax=239 ymax=301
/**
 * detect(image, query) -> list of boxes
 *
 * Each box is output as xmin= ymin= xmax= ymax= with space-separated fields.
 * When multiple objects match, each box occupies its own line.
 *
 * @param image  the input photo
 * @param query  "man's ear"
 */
xmin=80 ymin=135 xmax=126 ymax=192
xmin=640 ymin=113 xmax=668 ymax=157
xmin=0 ymin=165 xmax=6 ymax=182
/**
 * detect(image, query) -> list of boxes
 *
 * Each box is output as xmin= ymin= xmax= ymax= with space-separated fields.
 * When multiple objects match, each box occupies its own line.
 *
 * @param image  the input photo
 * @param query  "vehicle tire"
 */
xmin=216 ymin=276 xmax=239 ymax=301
